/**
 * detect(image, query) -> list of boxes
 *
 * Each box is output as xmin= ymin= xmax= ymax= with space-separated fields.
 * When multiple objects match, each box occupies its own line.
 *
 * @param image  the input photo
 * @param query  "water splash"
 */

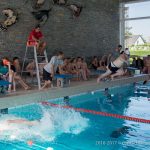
xmin=0 ymin=106 xmax=89 ymax=142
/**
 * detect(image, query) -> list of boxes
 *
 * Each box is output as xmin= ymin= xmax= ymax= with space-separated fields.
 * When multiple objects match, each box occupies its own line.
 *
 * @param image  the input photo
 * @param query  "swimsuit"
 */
xmin=108 ymin=62 xmax=119 ymax=73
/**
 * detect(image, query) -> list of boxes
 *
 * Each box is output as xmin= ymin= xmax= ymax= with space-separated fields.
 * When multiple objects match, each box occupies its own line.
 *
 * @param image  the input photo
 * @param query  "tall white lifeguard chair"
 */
xmin=21 ymin=41 xmax=48 ymax=89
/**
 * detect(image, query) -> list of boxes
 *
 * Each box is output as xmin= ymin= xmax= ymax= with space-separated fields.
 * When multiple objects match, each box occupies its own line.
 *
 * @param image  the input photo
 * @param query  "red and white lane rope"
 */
xmin=41 ymin=101 xmax=150 ymax=124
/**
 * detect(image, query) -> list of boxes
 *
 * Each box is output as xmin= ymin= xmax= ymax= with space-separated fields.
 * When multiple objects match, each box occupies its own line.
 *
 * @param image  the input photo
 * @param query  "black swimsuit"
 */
xmin=10 ymin=65 xmax=16 ymax=72
xmin=108 ymin=63 xmax=119 ymax=73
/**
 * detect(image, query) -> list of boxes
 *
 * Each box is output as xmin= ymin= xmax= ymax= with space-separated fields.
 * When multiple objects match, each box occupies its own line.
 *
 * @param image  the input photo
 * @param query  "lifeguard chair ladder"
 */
xmin=21 ymin=41 xmax=48 ymax=89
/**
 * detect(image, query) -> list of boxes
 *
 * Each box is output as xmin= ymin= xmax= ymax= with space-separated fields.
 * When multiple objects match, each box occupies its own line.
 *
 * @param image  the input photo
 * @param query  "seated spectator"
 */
xmin=143 ymin=55 xmax=150 ymax=74
xmin=100 ymin=55 xmax=107 ymax=66
xmin=82 ymin=58 xmax=90 ymax=80
xmin=136 ymin=57 xmax=144 ymax=71
xmin=97 ymin=55 xmax=107 ymax=71
xmin=77 ymin=57 xmax=89 ymax=81
xmin=39 ymin=59 xmax=47 ymax=76
xmin=28 ymin=25 xmax=46 ymax=55
xmin=65 ymin=58 xmax=73 ymax=74
xmin=13 ymin=57 xmax=21 ymax=73
xmin=26 ymin=58 xmax=46 ymax=77
xmin=69 ymin=58 xmax=80 ymax=80
xmin=97 ymin=61 xmax=107 ymax=71
xmin=107 ymin=53 xmax=113 ymax=66
xmin=91 ymin=56 xmax=99 ymax=70
xmin=12 ymin=57 xmax=31 ymax=91
xmin=26 ymin=60 xmax=36 ymax=77
xmin=2 ymin=57 xmax=30 ymax=92
xmin=2 ymin=57 xmax=15 ymax=92
xmin=59 ymin=58 xmax=70 ymax=74
xmin=97 ymin=50 xmax=130 ymax=83
xmin=131 ymin=57 xmax=137 ymax=68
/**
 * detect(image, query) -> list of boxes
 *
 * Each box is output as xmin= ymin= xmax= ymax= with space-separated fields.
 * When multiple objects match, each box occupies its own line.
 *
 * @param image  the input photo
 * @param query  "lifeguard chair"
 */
xmin=21 ymin=41 xmax=48 ymax=89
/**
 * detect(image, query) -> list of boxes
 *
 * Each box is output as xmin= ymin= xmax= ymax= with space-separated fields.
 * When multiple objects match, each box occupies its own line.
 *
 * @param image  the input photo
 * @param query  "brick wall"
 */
xmin=0 ymin=0 xmax=120 ymax=60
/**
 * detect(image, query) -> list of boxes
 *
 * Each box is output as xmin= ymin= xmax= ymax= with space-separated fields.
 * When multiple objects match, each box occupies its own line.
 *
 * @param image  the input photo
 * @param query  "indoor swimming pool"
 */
xmin=0 ymin=83 xmax=150 ymax=150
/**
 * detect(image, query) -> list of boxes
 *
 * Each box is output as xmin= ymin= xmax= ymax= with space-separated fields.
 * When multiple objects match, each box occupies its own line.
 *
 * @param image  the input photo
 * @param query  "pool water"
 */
xmin=0 ymin=83 xmax=150 ymax=150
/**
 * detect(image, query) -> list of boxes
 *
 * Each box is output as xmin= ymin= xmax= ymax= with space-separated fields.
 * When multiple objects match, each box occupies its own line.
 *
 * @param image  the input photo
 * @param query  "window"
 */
xmin=125 ymin=1 xmax=150 ymax=19
xmin=120 ymin=0 xmax=150 ymax=56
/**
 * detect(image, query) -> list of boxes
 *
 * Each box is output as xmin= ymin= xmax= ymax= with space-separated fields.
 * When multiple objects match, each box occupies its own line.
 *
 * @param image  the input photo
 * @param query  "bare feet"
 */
xmin=110 ymin=75 xmax=114 ymax=80
xmin=97 ymin=77 xmax=101 ymax=83
xmin=25 ymin=86 xmax=31 ymax=90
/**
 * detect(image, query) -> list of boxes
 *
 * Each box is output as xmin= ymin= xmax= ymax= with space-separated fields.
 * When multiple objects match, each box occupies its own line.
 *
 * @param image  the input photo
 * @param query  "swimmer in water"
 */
xmin=7 ymin=119 xmax=39 ymax=126
xmin=0 ymin=118 xmax=39 ymax=132
xmin=110 ymin=126 xmax=150 ymax=139
xmin=63 ymin=96 xmax=70 ymax=105
xmin=110 ymin=126 xmax=130 ymax=138
xmin=104 ymin=88 xmax=112 ymax=102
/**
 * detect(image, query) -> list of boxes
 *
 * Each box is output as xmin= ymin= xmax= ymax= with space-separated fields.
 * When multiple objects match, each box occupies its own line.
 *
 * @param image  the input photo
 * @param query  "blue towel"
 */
xmin=0 ymin=80 xmax=11 ymax=86
xmin=0 ymin=66 xmax=8 ymax=74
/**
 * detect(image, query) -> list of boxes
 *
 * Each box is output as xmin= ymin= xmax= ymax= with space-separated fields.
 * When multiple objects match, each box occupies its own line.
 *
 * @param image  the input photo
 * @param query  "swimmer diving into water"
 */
xmin=97 ymin=50 xmax=130 ymax=83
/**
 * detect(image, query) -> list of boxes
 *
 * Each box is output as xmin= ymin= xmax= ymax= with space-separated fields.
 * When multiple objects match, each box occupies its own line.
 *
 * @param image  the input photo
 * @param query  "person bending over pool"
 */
xmin=41 ymin=51 xmax=64 ymax=89
xmin=97 ymin=50 xmax=130 ymax=83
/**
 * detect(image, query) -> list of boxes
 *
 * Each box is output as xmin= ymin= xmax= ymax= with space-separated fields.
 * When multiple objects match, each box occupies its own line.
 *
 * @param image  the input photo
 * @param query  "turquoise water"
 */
xmin=0 ymin=83 xmax=150 ymax=150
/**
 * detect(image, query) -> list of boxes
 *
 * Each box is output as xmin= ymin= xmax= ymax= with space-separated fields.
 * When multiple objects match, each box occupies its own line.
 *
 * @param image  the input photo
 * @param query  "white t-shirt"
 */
xmin=44 ymin=56 xmax=63 ymax=73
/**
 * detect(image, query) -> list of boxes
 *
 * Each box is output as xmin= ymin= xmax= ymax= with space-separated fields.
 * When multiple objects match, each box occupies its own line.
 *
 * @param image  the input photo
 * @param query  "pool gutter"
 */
xmin=0 ymin=74 xmax=149 ymax=109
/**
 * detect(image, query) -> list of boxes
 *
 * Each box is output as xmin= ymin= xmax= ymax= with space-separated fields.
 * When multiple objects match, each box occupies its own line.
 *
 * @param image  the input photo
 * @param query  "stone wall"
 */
xmin=0 ymin=0 xmax=120 ymax=60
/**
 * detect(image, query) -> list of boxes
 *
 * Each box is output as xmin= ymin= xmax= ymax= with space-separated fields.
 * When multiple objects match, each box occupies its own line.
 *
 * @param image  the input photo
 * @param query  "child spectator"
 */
xmin=136 ymin=57 xmax=144 ymax=71
xmin=143 ymin=55 xmax=150 ymax=74
xmin=26 ymin=60 xmax=36 ymax=77
xmin=12 ymin=57 xmax=31 ymax=91
xmin=2 ymin=57 xmax=30 ymax=92
xmin=69 ymin=58 xmax=80 ymax=80
xmin=13 ymin=57 xmax=21 ymax=73
xmin=59 ymin=58 xmax=70 ymax=74
xmin=39 ymin=59 xmax=47 ymax=76
xmin=77 ymin=57 xmax=89 ymax=81
xmin=2 ymin=57 xmax=14 ymax=92
xmin=107 ymin=53 xmax=113 ymax=66
xmin=91 ymin=56 xmax=99 ymax=70
xmin=97 ymin=55 xmax=107 ymax=71
xmin=131 ymin=57 xmax=137 ymax=68
xmin=82 ymin=58 xmax=90 ymax=80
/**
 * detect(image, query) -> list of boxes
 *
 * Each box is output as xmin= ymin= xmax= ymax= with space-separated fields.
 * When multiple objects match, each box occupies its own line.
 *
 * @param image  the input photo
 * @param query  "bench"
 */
xmin=54 ymin=74 xmax=73 ymax=87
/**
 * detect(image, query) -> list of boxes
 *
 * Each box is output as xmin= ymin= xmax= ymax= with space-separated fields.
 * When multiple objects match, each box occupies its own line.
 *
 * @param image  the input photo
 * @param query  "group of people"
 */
xmin=37 ymin=43 xmax=131 ymax=88
xmin=0 ymin=57 xmax=31 ymax=93
xmin=132 ymin=56 xmax=150 ymax=74
xmin=0 ymin=25 xmax=133 ymax=92
xmin=42 ymin=52 xmax=91 ymax=89
xmin=91 ymin=54 xmax=112 ymax=71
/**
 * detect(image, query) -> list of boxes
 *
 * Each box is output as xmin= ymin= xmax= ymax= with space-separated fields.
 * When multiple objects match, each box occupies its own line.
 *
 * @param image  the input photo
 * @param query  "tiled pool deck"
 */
xmin=0 ymin=74 xmax=149 ymax=109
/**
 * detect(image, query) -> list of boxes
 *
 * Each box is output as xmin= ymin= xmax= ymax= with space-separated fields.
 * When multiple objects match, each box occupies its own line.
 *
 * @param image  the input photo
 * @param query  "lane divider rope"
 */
xmin=41 ymin=101 xmax=150 ymax=124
